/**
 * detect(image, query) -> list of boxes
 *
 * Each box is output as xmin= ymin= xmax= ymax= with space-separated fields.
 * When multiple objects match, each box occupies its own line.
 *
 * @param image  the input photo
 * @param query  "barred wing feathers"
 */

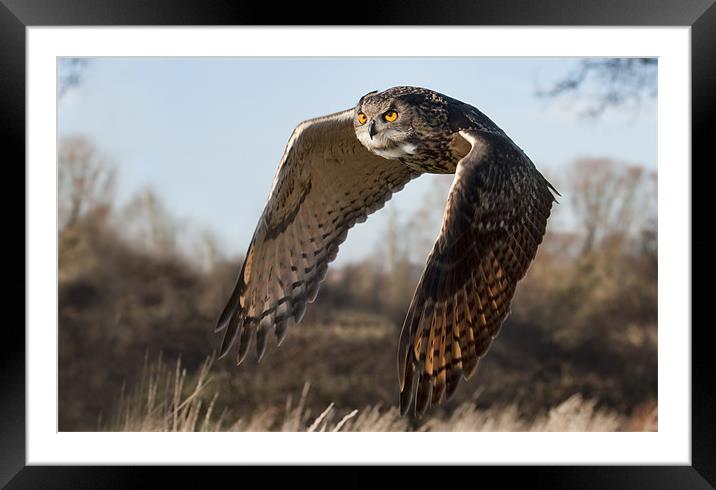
xmin=398 ymin=129 xmax=558 ymax=415
xmin=217 ymin=109 xmax=419 ymax=364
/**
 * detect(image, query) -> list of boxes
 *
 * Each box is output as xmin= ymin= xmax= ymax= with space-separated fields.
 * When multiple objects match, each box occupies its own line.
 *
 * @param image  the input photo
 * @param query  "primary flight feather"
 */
xmin=215 ymin=86 xmax=558 ymax=416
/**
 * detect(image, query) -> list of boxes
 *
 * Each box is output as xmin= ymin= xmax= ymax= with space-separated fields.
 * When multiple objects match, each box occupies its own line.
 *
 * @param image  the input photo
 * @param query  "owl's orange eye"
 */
xmin=357 ymin=113 xmax=368 ymax=125
xmin=384 ymin=110 xmax=398 ymax=122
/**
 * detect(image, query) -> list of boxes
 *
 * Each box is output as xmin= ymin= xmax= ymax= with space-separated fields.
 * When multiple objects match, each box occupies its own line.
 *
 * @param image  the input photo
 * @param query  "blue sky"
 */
xmin=58 ymin=58 xmax=657 ymax=264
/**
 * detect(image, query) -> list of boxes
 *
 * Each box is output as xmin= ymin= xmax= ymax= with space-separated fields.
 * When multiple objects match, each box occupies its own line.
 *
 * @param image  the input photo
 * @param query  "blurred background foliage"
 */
xmin=57 ymin=58 xmax=657 ymax=431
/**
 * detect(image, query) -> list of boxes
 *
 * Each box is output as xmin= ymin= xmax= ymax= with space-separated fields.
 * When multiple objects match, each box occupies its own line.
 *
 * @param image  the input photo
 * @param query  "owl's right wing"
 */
xmin=216 ymin=109 xmax=419 ymax=364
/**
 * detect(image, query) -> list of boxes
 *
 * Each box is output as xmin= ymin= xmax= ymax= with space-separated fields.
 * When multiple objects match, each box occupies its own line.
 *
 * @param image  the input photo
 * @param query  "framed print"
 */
xmin=5 ymin=0 xmax=714 ymax=487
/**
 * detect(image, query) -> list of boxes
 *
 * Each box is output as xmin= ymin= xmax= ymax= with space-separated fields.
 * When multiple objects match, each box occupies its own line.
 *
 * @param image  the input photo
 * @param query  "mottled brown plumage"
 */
xmin=216 ymin=86 xmax=558 ymax=416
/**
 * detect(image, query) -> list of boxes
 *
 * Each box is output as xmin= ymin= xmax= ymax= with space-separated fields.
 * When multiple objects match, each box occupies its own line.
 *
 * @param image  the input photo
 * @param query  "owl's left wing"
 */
xmin=398 ymin=129 xmax=558 ymax=416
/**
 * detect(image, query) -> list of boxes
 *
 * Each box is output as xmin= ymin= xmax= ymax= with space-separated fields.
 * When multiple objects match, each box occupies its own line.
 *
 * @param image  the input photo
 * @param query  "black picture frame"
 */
xmin=4 ymin=1 xmax=712 ymax=487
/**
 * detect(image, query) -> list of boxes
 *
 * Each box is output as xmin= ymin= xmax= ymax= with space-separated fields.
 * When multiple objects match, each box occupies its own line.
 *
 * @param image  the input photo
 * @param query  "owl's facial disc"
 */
xmin=354 ymin=100 xmax=418 ymax=160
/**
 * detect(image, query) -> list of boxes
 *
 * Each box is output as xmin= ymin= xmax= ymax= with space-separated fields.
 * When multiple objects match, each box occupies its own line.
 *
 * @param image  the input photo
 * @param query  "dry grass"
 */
xmin=420 ymin=395 xmax=626 ymax=432
xmin=105 ymin=356 xmax=656 ymax=433
xmin=112 ymin=354 xmax=221 ymax=432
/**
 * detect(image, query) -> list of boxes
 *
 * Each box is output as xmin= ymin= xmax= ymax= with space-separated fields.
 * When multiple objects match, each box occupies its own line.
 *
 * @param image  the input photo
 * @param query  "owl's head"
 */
xmin=353 ymin=86 xmax=442 ymax=160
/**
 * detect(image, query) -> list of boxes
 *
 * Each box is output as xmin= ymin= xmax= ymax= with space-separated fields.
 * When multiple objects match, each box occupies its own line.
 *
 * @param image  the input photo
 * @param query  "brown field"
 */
xmin=107 ymin=355 xmax=656 ymax=432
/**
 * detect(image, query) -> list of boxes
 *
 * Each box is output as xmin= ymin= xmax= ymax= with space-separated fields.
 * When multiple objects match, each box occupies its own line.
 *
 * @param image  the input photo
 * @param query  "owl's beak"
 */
xmin=368 ymin=121 xmax=377 ymax=140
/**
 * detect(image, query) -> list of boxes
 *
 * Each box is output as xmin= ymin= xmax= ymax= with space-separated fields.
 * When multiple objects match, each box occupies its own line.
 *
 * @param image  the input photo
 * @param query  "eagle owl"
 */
xmin=215 ymin=86 xmax=558 ymax=416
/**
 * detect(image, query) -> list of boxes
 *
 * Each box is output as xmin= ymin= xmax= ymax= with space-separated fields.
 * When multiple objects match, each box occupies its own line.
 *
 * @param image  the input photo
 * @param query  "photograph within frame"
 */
xmin=56 ymin=55 xmax=658 ymax=435
xmin=26 ymin=24 xmax=688 ymax=466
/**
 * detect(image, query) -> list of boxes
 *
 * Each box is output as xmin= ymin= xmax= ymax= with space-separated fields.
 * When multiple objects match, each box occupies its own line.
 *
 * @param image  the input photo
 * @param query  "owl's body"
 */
xmin=216 ymin=86 xmax=558 ymax=416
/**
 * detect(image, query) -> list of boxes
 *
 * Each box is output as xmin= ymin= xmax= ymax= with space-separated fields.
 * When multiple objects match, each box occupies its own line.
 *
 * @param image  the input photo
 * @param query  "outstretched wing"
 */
xmin=398 ymin=129 xmax=558 ymax=416
xmin=217 ymin=109 xmax=419 ymax=364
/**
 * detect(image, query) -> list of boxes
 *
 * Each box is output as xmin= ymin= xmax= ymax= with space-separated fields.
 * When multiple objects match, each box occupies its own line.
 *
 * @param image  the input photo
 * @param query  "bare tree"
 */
xmin=115 ymin=184 xmax=227 ymax=269
xmin=58 ymin=58 xmax=91 ymax=99
xmin=537 ymin=58 xmax=657 ymax=118
xmin=384 ymin=206 xmax=400 ymax=274
xmin=193 ymin=228 xmax=224 ymax=272
xmin=373 ymin=204 xmax=419 ymax=328
xmin=58 ymin=136 xmax=116 ymax=229
xmin=120 ymin=187 xmax=182 ymax=256
xmin=566 ymin=158 xmax=656 ymax=255
xmin=404 ymin=175 xmax=453 ymax=264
